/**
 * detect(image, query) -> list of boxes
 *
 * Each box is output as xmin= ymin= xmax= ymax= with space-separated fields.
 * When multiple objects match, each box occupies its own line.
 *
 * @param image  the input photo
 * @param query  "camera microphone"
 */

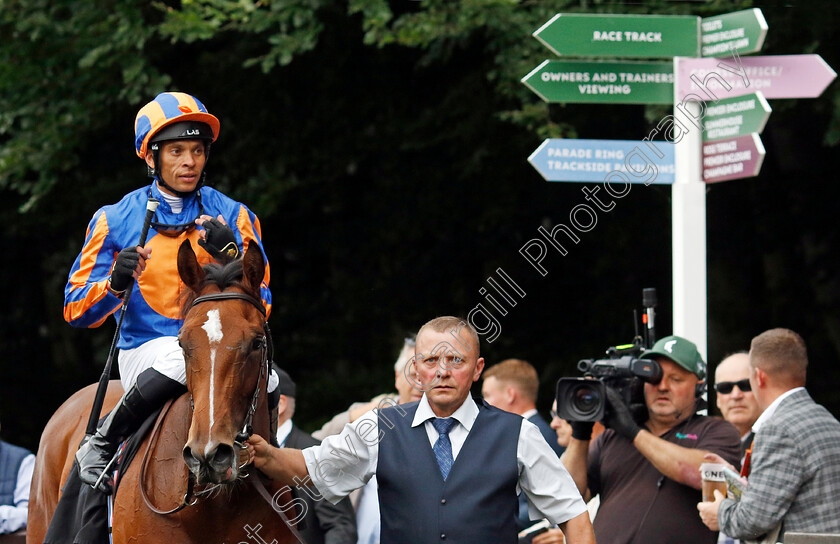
xmin=642 ymin=287 xmax=657 ymax=348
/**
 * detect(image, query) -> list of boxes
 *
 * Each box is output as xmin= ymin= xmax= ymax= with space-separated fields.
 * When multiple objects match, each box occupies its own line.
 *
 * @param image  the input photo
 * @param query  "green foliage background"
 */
xmin=1 ymin=0 xmax=838 ymax=448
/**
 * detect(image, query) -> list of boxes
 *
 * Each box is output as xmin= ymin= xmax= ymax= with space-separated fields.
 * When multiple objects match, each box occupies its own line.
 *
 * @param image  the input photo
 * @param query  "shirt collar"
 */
xmin=412 ymin=394 xmax=479 ymax=432
xmin=752 ymin=387 xmax=804 ymax=433
xmin=521 ymin=408 xmax=538 ymax=420
xmin=149 ymin=181 xmax=198 ymax=211
xmin=276 ymin=418 xmax=294 ymax=446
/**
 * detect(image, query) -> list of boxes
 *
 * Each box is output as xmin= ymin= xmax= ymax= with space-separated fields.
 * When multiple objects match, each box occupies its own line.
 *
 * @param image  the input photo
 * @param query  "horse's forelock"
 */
xmin=180 ymin=260 xmax=251 ymax=318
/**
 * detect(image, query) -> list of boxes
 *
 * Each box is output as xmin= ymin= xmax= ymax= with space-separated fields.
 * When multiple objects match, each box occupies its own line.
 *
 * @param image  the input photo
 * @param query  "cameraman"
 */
xmin=561 ymin=336 xmax=740 ymax=544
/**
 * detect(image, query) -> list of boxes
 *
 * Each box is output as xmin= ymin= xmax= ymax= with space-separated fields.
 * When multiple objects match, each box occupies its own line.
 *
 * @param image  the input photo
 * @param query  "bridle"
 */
xmin=140 ymin=290 xmax=274 ymax=513
xmin=180 ymin=290 xmax=306 ymax=544
xmin=189 ymin=291 xmax=273 ymax=451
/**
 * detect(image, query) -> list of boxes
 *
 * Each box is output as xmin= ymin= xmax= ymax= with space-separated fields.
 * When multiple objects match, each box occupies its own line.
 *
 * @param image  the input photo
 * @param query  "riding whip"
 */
xmin=85 ymin=197 xmax=160 ymax=437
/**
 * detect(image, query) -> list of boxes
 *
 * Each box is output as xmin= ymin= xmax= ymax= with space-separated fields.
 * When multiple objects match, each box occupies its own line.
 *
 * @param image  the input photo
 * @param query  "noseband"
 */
xmin=189 ymin=291 xmax=273 ymax=449
xmin=141 ymin=288 xmax=303 ymax=543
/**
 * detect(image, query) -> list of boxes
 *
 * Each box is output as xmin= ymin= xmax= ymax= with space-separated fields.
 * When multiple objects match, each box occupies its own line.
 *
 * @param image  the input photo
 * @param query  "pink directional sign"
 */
xmin=703 ymin=133 xmax=765 ymax=183
xmin=677 ymin=55 xmax=836 ymax=101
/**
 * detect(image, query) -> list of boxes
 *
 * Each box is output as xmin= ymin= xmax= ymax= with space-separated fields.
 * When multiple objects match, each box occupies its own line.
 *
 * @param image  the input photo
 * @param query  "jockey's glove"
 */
xmin=198 ymin=217 xmax=240 ymax=263
xmin=109 ymin=246 xmax=141 ymax=293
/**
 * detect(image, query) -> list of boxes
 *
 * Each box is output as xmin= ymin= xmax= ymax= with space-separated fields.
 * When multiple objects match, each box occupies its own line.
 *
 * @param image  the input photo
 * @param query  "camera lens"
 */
xmin=556 ymin=377 xmax=606 ymax=422
xmin=573 ymin=385 xmax=601 ymax=414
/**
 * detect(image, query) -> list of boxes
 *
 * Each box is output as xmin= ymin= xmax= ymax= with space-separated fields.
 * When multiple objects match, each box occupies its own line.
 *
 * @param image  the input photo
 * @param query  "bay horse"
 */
xmin=28 ymin=241 xmax=299 ymax=544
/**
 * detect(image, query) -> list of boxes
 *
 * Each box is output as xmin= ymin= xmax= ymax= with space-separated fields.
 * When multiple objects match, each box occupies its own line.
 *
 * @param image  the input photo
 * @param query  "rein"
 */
xmin=138 ymin=288 xmax=306 ymax=544
xmin=190 ymin=291 xmax=271 ymax=446
xmin=140 ymin=398 xmax=196 ymax=515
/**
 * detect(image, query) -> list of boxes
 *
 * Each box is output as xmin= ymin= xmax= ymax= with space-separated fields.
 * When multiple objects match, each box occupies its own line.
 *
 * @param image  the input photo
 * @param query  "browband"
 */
xmin=190 ymin=292 xmax=266 ymax=317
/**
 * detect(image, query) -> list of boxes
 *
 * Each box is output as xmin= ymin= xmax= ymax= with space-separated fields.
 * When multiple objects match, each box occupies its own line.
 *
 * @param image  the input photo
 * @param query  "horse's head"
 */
xmin=177 ymin=240 xmax=269 ymax=485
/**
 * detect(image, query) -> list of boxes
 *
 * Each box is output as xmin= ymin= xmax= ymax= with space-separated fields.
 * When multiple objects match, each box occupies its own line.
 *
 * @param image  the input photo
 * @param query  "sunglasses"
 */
xmin=714 ymin=379 xmax=751 ymax=394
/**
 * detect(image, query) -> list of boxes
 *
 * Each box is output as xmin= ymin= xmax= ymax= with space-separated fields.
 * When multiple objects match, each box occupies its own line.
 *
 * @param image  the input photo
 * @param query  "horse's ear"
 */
xmin=178 ymin=240 xmax=205 ymax=293
xmin=242 ymin=243 xmax=265 ymax=294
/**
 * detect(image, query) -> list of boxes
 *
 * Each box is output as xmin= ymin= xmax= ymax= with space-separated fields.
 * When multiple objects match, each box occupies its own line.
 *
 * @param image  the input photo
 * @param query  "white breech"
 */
xmin=118 ymin=336 xmax=279 ymax=392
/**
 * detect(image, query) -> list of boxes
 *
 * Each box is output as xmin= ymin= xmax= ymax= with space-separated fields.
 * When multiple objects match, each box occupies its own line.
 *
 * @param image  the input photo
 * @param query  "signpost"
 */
xmin=703 ymin=91 xmax=771 ymax=141
xmin=702 ymin=133 xmax=765 ymax=183
xmin=677 ymin=55 xmax=837 ymax=100
xmin=534 ymin=13 xmax=699 ymax=58
xmin=522 ymin=9 xmax=835 ymax=361
xmin=528 ymin=139 xmax=675 ymax=183
xmin=522 ymin=60 xmax=674 ymax=104
xmin=700 ymin=9 xmax=768 ymax=57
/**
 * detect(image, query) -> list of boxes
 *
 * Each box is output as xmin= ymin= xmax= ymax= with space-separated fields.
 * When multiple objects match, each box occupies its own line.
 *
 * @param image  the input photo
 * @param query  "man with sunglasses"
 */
xmin=714 ymin=352 xmax=762 ymax=461
xmin=64 ymin=92 xmax=277 ymax=493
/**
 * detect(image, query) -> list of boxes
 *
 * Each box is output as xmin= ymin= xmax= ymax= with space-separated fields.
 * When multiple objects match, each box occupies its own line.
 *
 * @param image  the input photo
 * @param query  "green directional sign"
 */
xmin=522 ymin=60 xmax=674 ymax=104
xmin=701 ymin=9 xmax=767 ymax=57
xmin=534 ymin=13 xmax=699 ymax=58
xmin=703 ymin=91 xmax=771 ymax=141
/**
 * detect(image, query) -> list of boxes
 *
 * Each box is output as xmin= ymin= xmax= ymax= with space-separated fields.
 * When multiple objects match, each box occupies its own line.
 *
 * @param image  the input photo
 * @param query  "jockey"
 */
xmin=64 ymin=92 xmax=280 ymax=493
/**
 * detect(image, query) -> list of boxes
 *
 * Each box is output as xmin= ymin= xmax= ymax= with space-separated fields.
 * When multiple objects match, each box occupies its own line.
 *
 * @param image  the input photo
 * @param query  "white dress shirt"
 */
xmin=302 ymin=395 xmax=586 ymax=525
xmin=276 ymin=418 xmax=294 ymax=447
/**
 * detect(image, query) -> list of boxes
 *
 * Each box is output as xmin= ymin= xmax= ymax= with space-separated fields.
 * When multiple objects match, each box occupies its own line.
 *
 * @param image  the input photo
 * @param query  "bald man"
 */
xmin=249 ymin=317 xmax=595 ymax=544
xmin=714 ymin=352 xmax=762 ymax=459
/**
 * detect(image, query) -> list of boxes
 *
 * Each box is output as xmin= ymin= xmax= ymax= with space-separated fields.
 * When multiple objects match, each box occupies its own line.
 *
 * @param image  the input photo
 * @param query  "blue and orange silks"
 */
xmin=64 ymin=182 xmax=271 ymax=350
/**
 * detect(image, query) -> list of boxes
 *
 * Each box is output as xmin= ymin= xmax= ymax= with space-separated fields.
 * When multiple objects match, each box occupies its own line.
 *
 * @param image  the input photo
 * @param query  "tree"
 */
xmin=1 ymin=0 xmax=838 ymax=447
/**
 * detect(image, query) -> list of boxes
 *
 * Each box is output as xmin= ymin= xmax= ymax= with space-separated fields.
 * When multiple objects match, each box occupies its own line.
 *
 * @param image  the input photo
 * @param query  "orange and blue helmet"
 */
xmin=134 ymin=92 xmax=220 ymax=158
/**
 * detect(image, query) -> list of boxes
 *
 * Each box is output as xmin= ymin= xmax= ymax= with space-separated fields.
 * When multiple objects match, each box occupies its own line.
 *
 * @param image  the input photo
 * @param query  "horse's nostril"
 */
xmin=207 ymin=443 xmax=234 ymax=471
xmin=183 ymin=446 xmax=201 ymax=471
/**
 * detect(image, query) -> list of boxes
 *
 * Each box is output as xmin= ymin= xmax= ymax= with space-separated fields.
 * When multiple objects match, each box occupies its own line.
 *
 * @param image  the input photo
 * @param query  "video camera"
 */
xmin=555 ymin=288 xmax=662 ymax=423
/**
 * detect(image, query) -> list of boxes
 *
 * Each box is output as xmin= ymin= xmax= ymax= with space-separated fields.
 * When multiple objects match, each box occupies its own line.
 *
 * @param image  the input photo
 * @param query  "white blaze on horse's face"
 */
xmin=201 ymin=309 xmax=223 ymax=457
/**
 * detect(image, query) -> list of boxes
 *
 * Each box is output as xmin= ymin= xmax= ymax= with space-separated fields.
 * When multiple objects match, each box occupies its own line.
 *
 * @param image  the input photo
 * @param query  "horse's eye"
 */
xmin=251 ymin=337 xmax=266 ymax=352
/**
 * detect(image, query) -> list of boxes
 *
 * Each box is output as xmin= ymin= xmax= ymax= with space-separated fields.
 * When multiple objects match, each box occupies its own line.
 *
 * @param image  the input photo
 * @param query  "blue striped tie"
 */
xmin=432 ymin=418 xmax=457 ymax=481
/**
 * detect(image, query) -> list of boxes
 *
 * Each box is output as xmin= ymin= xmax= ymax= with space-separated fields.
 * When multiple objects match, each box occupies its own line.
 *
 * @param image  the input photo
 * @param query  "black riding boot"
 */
xmin=76 ymin=368 xmax=186 ymax=493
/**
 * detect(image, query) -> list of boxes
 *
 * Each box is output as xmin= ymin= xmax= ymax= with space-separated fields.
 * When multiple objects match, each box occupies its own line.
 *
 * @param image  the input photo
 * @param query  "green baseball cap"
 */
xmin=641 ymin=335 xmax=706 ymax=380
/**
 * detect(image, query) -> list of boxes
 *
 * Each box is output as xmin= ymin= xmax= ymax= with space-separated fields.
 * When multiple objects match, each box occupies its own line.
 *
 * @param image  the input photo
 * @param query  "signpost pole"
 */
xmin=524 ymin=10 xmax=834 ymax=364
xmin=672 ymin=57 xmax=707 ymax=361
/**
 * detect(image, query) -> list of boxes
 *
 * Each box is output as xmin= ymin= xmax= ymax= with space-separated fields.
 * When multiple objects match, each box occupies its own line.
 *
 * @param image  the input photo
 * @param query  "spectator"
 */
xmin=0 ymin=420 xmax=34 ymax=535
xmin=562 ymin=335 xmax=741 ymax=544
xmin=248 ymin=316 xmax=595 ymax=544
xmin=482 ymin=359 xmax=564 ymax=456
xmin=274 ymin=369 xmax=357 ymax=544
xmin=715 ymin=352 xmax=763 ymax=461
xmin=714 ymin=351 xmax=763 ymax=544
xmin=313 ymin=337 xmax=419 ymax=441
xmin=698 ymin=328 xmax=840 ymax=540
xmin=550 ymin=400 xmax=573 ymax=451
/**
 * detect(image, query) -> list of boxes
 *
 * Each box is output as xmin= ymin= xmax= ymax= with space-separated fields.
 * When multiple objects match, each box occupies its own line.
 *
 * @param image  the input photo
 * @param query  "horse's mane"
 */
xmin=180 ymin=259 xmax=252 ymax=318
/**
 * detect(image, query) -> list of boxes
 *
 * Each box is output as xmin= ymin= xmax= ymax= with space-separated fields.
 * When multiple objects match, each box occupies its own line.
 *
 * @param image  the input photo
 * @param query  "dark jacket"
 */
xmin=0 ymin=440 xmax=31 ymax=507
